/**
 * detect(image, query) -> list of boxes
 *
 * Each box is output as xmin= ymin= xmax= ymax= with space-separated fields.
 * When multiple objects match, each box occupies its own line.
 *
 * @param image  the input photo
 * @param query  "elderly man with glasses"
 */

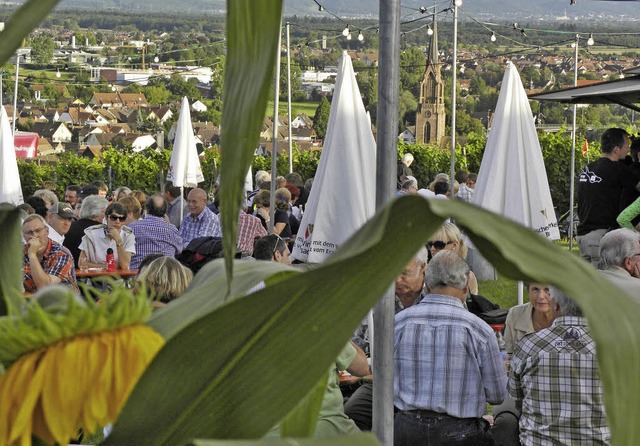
xmin=22 ymin=214 xmax=78 ymax=293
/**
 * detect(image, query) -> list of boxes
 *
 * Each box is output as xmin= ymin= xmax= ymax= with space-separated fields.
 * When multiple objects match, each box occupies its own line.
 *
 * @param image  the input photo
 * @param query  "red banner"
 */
xmin=14 ymin=132 xmax=39 ymax=158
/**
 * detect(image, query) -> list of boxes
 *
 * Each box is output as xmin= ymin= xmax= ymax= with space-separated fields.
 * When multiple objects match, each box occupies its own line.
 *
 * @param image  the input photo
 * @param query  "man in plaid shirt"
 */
xmin=178 ymin=188 xmax=221 ymax=248
xmin=508 ymin=288 xmax=610 ymax=445
xmin=22 ymin=214 xmax=78 ymax=293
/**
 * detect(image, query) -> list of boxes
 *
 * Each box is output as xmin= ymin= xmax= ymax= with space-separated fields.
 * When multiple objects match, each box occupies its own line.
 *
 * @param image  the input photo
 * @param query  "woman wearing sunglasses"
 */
xmin=78 ymin=202 xmax=136 ymax=270
xmin=427 ymin=221 xmax=478 ymax=294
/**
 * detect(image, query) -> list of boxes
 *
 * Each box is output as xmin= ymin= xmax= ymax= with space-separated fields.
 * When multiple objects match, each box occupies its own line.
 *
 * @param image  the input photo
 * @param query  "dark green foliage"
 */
xmin=312 ymin=96 xmax=330 ymax=140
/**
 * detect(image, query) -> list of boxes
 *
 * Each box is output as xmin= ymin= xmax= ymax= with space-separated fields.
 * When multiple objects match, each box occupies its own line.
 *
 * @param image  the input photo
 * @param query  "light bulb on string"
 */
xmin=587 ymin=33 xmax=594 ymax=46
xmin=358 ymin=31 xmax=364 ymax=42
xmin=420 ymin=6 xmax=428 ymax=13
xmin=154 ymin=55 xmax=159 ymax=63
xmin=342 ymin=25 xmax=350 ymax=37
xmin=318 ymin=4 xmax=323 ymax=11
xmin=427 ymin=25 xmax=433 ymax=36
xmin=347 ymin=32 xmax=352 ymax=41
xmin=490 ymin=32 xmax=496 ymax=42
xmin=454 ymin=0 xmax=462 ymax=6
xmin=56 ymin=69 xmax=61 ymax=78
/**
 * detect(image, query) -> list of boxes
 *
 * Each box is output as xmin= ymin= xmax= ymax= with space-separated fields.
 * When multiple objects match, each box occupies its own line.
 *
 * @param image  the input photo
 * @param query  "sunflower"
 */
xmin=0 ymin=284 xmax=164 ymax=446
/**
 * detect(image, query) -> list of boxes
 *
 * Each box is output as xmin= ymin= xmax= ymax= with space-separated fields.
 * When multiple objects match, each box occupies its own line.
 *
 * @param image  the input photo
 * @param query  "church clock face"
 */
xmin=425 ymin=110 xmax=432 ymax=118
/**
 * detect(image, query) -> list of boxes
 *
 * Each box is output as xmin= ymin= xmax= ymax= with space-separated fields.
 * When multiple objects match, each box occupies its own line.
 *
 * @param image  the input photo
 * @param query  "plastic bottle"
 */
xmin=106 ymin=248 xmax=115 ymax=272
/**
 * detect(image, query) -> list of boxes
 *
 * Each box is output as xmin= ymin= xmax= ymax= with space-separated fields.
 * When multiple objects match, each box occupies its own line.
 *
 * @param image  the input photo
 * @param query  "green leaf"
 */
xmin=219 ymin=0 xmax=283 ymax=283
xmin=280 ymin=374 xmax=328 ymax=438
xmin=106 ymin=197 xmax=640 ymax=445
xmin=0 ymin=207 xmax=25 ymax=316
xmin=0 ymin=0 xmax=61 ymax=66
xmin=189 ymin=433 xmax=379 ymax=445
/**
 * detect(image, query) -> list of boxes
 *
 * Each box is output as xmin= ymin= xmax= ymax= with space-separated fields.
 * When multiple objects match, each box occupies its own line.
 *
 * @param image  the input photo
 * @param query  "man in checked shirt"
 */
xmin=22 ymin=214 xmax=78 ymax=293
xmin=508 ymin=287 xmax=610 ymax=445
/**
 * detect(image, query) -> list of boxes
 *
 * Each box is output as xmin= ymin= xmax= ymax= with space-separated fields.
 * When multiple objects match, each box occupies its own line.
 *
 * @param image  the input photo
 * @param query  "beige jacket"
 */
xmin=504 ymin=302 xmax=534 ymax=354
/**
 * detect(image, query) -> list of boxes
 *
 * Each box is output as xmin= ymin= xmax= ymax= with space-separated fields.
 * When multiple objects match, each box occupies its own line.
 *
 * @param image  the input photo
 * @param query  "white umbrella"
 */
xmin=167 ymin=96 xmax=204 ymax=221
xmin=292 ymin=51 xmax=376 ymax=263
xmin=473 ymin=61 xmax=559 ymax=303
xmin=0 ymin=105 xmax=23 ymax=205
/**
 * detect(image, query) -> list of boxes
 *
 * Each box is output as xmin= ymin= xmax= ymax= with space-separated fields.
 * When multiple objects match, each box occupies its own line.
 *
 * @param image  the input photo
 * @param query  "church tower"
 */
xmin=415 ymin=8 xmax=446 ymax=145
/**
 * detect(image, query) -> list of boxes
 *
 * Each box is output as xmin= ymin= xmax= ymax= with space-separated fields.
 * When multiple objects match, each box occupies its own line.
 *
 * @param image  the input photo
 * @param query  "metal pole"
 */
xmin=12 ymin=56 xmax=19 ymax=135
xmin=269 ymin=20 xmax=283 ymax=234
xmin=373 ymin=0 xmax=400 ymax=443
xmin=0 ymin=70 xmax=3 ymax=105
xmin=568 ymin=34 xmax=578 ymax=251
xmin=449 ymin=0 xmax=460 ymax=197
xmin=286 ymin=22 xmax=293 ymax=174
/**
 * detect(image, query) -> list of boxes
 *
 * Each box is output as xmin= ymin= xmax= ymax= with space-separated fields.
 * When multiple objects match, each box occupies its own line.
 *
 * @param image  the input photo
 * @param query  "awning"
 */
xmin=529 ymin=74 xmax=640 ymax=112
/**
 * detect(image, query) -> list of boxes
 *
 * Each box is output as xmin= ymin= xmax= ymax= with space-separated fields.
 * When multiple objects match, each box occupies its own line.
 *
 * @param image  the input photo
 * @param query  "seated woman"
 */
xmin=427 ymin=221 xmax=478 ymax=294
xmin=137 ymin=256 xmax=193 ymax=306
xmin=504 ymin=283 xmax=556 ymax=354
xmin=253 ymin=190 xmax=271 ymax=231
xmin=79 ymin=202 xmax=135 ymax=270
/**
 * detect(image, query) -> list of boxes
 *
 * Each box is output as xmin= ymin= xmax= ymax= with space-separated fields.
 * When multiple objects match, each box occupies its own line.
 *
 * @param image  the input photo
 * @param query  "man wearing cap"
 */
xmin=46 ymin=202 xmax=75 ymax=244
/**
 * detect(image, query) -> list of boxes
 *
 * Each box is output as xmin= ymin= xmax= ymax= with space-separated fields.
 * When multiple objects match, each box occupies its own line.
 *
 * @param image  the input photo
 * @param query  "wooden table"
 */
xmin=76 ymin=268 xmax=138 ymax=278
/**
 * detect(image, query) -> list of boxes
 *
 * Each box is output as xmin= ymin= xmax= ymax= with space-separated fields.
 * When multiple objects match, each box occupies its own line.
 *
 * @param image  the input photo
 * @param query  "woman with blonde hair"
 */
xmin=137 ymin=256 xmax=193 ymax=305
xmin=426 ymin=221 xmax=478 ymax=294
xmin=33 ymin=189 xmax=59 ymax=210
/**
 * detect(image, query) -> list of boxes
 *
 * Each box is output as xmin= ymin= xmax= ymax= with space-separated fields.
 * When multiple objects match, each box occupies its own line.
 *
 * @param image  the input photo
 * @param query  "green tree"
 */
xmin=30 ymin=35 xmax=55 ymax=66
xmin=399 ymin=47 xmax=425 ymax=98
xmin=398 ymin=89 xmax=417 ymax=128
xmin=279 ymin=56 xmax=305 ymax=102
xmin=313 ymin=96 xmax=330 ymax=140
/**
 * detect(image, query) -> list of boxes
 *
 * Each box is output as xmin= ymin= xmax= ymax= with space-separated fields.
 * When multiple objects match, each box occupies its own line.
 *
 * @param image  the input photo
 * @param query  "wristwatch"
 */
xmin=116 ymin=241 xmax=124 ymax=247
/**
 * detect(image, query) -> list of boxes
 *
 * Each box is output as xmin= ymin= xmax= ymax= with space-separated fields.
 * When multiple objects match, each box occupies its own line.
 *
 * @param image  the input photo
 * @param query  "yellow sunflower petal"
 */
xmin=8 ymin=350 xmax=46 ymax=444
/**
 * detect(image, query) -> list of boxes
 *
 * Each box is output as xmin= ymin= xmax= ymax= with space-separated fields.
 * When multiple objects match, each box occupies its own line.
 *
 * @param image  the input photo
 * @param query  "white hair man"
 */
xmin=397 ymin=153 xmax=414 ymax=187
xmin=597 ymin=227 xmax=640 ymax=299
xmin=394 ymin=250 xmax=506 ymax=445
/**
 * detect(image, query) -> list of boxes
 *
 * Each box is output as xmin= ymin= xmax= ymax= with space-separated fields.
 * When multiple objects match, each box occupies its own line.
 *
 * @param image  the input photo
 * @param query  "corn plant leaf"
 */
xmin=0 ymin=0 xmax=60 ymax=66
xmin=106 ymin=197 xmax=640 ymax=445
xmin=279 ymin=374 xmax=328 ymax=438
xmin=219 ymin=0 xmax=283 ymax=283
xmin=190 ymin=433 xmax=379 ymax=445
xmin=0 ymin=208 xmax=25 ymax=316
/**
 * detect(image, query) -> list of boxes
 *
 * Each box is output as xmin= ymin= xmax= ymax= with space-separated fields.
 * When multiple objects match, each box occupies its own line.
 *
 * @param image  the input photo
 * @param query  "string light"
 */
xmin=420 ymin=6 xmax=428 ymax=13
xmin=587 ymin=33 xmax=594 ymax=46
xmin=342 ymin=25 xmax=350 ymax=36
xmin=490 ymin=32 xmax=496 ymax=42
xmin=318 ymin=4 xmax=323 ymax=11
xmin=427 ymin=25 xmax=433 ymax=36
xmin=358 ymin=30 xmax=364 ymax=41
xmin=56 ymin=69 xmax=61 ymax=78
xmin=521 ymin=29 xmax=527 ymax=37
xmin=513 ymin=22 xmax=519 ymax=30
xmin=347 ymin=32 xmax=352 ymax=40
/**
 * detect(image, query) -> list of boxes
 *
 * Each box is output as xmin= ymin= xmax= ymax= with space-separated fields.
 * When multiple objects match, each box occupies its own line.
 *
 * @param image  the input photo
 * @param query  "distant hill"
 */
xmin=17 ymin=0 xmax=640 ymax=20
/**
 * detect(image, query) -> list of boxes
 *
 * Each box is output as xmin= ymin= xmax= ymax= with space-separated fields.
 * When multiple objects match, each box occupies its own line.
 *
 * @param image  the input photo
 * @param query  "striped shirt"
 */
xmin=508 ymin=316 xmax=610 ymax=446
xmin=129 ymin=216 xmax=183 ymax=269
xmin=179 ymin=207 xmax=222 ymax=248
xmin=23 ymin=239 xmax=79 ymax=293
xmin=237 ymin=212 xmax=267 ymax=255
xmin=394 ymin=293 xmax=507 ymax=418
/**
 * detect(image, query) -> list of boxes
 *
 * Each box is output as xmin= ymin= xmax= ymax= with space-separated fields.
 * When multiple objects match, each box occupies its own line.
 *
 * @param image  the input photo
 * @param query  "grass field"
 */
xmin=477 ymin=238 xmax=578 ymax=310
xmin=266 ymin=100 xmax=319 ymax=118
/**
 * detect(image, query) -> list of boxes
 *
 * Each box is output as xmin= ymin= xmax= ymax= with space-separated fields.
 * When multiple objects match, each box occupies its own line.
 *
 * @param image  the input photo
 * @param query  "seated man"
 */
xmin=597 ymin=228 xmax=640 ymax=300
xmin=508 ymin=287 xmax=610 ymax=445
xmin=394 ymin=250 xmax=506 ymax=445
xmin=22 ymin=214 xmax=78 ymax=293
xmin=345 ymin=247 xmax=429 ymax=431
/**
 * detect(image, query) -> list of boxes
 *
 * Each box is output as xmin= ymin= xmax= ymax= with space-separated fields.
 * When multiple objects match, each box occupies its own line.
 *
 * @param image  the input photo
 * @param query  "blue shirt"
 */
xmin=129 ymin=216 xmax=183 ymax=269
xmin=178 ymin=207 xmax=222 ymax=248
xmin=394 ymin=293 xmax=507 ymax=418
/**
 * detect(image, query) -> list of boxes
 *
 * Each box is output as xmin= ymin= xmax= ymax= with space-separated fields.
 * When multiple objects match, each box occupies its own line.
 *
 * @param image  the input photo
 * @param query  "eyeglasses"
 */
xmin=108 ymin=214 xmax=127 ymax=222
xmin=272 ymin=234 xmax=284 ymax=255
xmin=24 ymin=227 xmax=47 ymax=237
xmin=427 ymin=240 xmax=454 ymax=250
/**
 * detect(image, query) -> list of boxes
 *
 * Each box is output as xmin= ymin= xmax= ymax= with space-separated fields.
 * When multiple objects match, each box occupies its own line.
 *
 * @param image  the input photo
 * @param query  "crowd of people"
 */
xmin=12 ymin=128 xmax=640 ymax=444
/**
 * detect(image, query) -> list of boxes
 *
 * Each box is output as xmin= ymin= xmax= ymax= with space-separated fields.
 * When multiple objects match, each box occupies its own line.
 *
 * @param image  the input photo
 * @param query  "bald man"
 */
xmin=178 ymin=188 xmax=222 ymax=247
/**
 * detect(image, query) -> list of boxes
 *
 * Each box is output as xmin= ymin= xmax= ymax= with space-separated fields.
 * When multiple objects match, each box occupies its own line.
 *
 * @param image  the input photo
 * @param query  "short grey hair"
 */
xmin=598 ymin=228 xmax=640 ymax=270
xmin=402 ymin=153 xmax=414 ymax=164
xmin=415 ymin=246 xmax=429 ymax=266
xmin=33 ymin=189 xmax=59 ymax=206
xmin=254 ymin=170 xmax=271 ymax=186
xmin=22 ymin=213 xmax=47 ymax=227
xmin=549 ymin=286 xmax=582 ymax=317
xmin=425 ymin=250 xmax=470 ymax=290
xmin=79 ymin=195 xmax=108 ymax=219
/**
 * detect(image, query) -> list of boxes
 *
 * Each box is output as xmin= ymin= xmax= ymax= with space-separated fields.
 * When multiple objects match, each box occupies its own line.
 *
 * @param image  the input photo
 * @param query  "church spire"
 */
xmin=428 ymin=2 xmax=438 ymax=67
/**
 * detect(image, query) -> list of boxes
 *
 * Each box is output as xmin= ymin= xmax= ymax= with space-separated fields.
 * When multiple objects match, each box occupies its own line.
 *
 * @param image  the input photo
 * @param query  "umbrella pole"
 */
xmin=269 ymin=19 xmax=283 ymax=234
xmin=286 ymin=22 xmax=293 ymax=174
xmin=518 ymin=280 xmax=524 ymax=306
xmin=568 ymin=35 xmax=579 ymax=252
xmin=449 ymin=1 xmax=459 ymax=197
xmin=180 ymin=186 xmax=184 ymax=223
xmin=373 ymin=0 xmax=401 ymax=443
